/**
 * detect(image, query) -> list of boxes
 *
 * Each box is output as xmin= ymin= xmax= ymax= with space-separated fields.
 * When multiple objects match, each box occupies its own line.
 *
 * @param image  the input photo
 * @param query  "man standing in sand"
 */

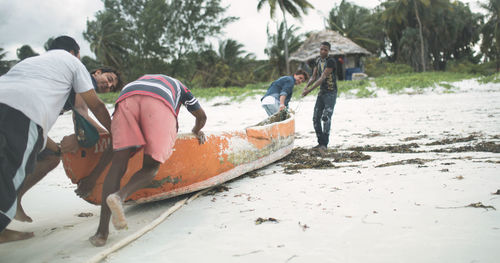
xmin=261 ymin=69 xmax=309 ymax=116
xmin=14 ymin=67 xmax=122 ymax=223
xmin=0 ymin=35 xmax=112 ymax=243
xmin=89 ymin=74 xmax=207 ymax=247
xmin=301 ymin=41 xmax=338 ymax=152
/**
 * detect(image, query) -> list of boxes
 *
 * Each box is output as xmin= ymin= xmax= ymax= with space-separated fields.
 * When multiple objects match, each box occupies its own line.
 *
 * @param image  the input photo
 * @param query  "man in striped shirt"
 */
xmin=89 ymin=74 xmax=207 ymax=247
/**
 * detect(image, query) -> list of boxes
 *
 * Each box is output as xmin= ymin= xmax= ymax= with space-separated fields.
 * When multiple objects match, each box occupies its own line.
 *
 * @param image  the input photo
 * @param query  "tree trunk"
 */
xmin=414 ymin=0 xmax=426 ymax=72
xmin=279 ymin=0 xmax=290 ymax=75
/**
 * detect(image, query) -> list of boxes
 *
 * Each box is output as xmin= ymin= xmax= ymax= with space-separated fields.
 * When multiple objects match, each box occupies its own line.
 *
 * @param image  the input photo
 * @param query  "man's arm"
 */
xmin=78 ymin=89 xmax=112 ymax=133
xmin=302 ymin=67 xmax=333 ymax=97
xmin=189 ymin=108 xmax=207 ymax=144
xmin=45 ymin=137 xmax=61 ymax=154
xmin=302 ymin=67 xmax=318 ymax=97
xmin=279 ymin=95 xmax=287 ymax=111
xmin=74 ymin=94 xmax=108 ymax=133
xmin=61 ymin=94 xmax=109 ymax=153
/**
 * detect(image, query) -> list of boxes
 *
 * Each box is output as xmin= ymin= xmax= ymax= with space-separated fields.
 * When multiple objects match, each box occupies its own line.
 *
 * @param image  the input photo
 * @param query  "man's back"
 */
xmin=0 ymin=50 xmax=93 ymax=139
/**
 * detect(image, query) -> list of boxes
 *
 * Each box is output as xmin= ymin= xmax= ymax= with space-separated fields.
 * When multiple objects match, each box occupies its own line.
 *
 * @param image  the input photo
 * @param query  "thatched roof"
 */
xmin=289 ymin=30 xmax=371 ymax=62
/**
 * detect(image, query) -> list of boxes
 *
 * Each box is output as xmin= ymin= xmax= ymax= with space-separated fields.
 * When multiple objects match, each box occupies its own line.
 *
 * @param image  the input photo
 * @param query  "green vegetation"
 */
xmin=478 ymin=72 xmax=500 ymax=84
xmin=97 ymin=71 xmax=496 ymax=103
xmin=374 ymin=72 xmax=478 ymax=94
xmin=98 ymin=92 xmax=120 ymax=104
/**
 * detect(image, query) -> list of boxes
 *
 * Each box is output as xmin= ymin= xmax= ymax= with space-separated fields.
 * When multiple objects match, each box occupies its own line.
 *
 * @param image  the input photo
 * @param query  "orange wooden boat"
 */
xmin=62 ymin=112 xmax=294 ymax=205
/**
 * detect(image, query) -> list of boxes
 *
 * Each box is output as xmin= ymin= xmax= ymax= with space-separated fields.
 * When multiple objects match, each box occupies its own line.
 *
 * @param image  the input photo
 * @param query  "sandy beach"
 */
xmin=1 ymin=79 xmax=499 ymax=263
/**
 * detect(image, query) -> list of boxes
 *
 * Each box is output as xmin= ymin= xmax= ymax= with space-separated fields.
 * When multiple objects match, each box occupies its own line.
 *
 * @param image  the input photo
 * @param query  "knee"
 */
xmin=143 ymin=163 xmax=160 ymax=178
xmin=313 ymin=115 xmax=320 ymax=123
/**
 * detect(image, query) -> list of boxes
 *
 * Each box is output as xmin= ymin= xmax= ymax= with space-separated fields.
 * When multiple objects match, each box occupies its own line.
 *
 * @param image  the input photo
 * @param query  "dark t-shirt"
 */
xmin=316 ymin=57 xmax=337 ymax=92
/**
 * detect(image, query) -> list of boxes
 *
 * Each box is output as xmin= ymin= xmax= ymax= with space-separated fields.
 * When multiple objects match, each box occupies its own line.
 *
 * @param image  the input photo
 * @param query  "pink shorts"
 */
xmin=111 ymin=95 xmax=177 ymax=163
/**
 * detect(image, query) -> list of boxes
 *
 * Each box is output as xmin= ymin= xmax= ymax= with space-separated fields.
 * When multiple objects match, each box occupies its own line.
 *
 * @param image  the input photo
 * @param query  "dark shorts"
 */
xmin=0 ymin=103 xmax=43 ymax=231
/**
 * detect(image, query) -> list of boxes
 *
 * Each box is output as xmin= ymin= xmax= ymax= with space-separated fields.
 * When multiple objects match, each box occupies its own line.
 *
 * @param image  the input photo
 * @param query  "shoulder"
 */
xmin=326 ymin=57 xmax=336 ymax=68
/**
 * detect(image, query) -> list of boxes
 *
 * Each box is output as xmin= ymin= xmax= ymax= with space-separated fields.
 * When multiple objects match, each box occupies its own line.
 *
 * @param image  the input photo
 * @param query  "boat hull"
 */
xmin=62 ymin=114 xmax=295 ymax=204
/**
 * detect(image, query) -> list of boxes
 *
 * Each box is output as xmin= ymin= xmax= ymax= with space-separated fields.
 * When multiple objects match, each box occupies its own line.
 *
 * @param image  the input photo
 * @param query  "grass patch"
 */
xmin=374 ymin=72 xmax=477 ymax=94
xmin=98 ymin=71 xmax=494 ymax=103
xmin=478 ymin=72 xmax=500 ymax=84
xmin=98 ymin=92 xmax=120 ymax=104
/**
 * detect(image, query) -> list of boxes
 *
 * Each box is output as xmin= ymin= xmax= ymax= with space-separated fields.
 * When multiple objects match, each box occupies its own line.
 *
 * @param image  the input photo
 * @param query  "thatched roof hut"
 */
xmin=289 ymin=29 xmax=371 ymax=62
xmin=289 ymin=30 xmax=371 ymax=80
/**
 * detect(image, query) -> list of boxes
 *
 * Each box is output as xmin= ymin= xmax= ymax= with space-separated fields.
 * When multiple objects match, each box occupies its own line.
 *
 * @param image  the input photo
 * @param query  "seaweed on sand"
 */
xmin=255 ymin=109 xmax=291 ymax=126
xmin=279 ymin=147 xmax=371 ymax=174
xmin=347 ymin=143 xmax=420 ymax=153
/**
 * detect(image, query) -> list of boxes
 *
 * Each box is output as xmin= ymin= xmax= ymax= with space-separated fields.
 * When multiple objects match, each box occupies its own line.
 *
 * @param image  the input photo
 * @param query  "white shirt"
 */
xmin=0 ymin=50 xmax=93 ymax=145
xmin=261 ymin=95 xmax=278 ymax=105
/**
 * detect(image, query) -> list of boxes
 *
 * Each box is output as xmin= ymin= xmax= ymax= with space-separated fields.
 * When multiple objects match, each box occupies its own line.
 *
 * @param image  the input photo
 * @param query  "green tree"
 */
xmin=380 ymin=0 xmax=467 ymax=71
xmin=257 ymin=0 xmax=313 ymax=74
xmin=84 ymin=4 xmax=131 ymax=78
xmin=427 ymin=1 xmax=481 ymax=70
xmin=262 ymin=22 xmax=303 ymax=78
xmin=217 ymin=39 xmax=257 ymax=86
xmin=16 ymin=45 xmax=39 ymax=61
xmin=327 ymin=0 xmax=384 ymax=55
xmin=480 ymin=0 xmax=500 ymax=71
xmin=218 ymin=39 xmax=246 ymax=65
xmin=81 ymin=56 xmax=103 ymax=72
xmin=166 ymin=0 xmax=237 ymax=61
xmin=84 ymin=0 xmax=236 ymax=81
xmin=0 ymin=47 xmax=10 ymax=75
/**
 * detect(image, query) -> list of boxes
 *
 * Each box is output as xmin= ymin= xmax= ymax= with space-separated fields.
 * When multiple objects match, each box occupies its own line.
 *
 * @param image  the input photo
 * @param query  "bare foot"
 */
xmin=89 ymin=233 xmax=107 ymax=247
xmin=0 ymin=229 xmax=34 ymax=243
xmin=75 ymin=176 xmax=95 ymax=199
xmin=106 ymin=194 xmax=127 ymax=230
xmin=15 ymin=202 xmax=33 ymax=222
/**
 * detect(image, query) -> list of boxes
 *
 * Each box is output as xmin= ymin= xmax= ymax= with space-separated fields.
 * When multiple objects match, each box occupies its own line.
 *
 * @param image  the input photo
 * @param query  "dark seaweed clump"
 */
xmin=279 ymin=147 xmax=370 ymax=174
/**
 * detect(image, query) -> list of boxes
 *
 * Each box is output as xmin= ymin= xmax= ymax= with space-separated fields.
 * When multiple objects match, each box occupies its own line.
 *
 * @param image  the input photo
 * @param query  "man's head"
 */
xmin=48 ymin=36 xmax=80 ymax=58
xmin=319 ymin=41 xmax=331 ymax=59
xmin=293 ymin=69 xmax=309 ymax=84
xmin=91 ymin=68 xmax=123 ymax=93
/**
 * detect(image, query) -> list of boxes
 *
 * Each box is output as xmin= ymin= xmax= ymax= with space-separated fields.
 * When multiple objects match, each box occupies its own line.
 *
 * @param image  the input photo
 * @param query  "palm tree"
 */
xmin=480 ymin=0 xmax=500 ymax=71
xmin=381 ymin=0 xmax=426 ymax=71
xmin=263 ymin=22 xmax=303 ymax=77
xmin=218 ymin=39 xmax=246 ymax=66
xmin=257 ymin=0 xmax=313 ymax=74
xmin=327 ymin=0 xmax=383 ymax=54
xmin=16 ymin=45 xmax=39 ymax=61
xmin=0 ymin=47 xmax=10 ymax=75
xmin=83 ymin=9 xmax=131 ymax=71
xmin=381 ymin=0 xmax=448 ymax=71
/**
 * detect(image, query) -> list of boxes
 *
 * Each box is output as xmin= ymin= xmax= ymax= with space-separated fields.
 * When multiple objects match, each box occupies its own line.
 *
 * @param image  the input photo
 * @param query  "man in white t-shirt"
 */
xmin=0 ymin=36 xmax=112 ymax=243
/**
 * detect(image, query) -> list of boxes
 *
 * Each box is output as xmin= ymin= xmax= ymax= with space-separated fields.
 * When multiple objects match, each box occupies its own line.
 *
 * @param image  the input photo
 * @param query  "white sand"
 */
xmin=1 ymin=80 xmax=499 ymax=263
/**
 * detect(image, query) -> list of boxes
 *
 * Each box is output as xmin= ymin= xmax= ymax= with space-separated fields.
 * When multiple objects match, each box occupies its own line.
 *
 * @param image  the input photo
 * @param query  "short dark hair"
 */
xmin=91 ymin=67 xmax=123 ymax=92
xmin=321 ymin=41 xmax=331 ymax=50
xmin=48 ymin=36 xmax=80 ymax=54
xmin=294 ymin=69 xmax=309 ymax=81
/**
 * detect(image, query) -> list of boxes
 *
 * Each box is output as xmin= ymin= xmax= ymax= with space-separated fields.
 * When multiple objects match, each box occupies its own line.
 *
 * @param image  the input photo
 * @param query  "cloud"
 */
xmin=0 ymin=0 xmax=102 ymax=60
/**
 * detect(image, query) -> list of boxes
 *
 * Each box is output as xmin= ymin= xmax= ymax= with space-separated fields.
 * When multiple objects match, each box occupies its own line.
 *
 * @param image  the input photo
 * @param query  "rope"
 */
xmin=293 ymin=98 xmax=304 ymax=113
xmin=86 ymin=188 xmax=210 ymax=263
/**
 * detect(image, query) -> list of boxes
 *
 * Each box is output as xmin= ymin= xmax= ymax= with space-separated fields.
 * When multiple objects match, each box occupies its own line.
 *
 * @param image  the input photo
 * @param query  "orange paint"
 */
xmin=62 ymin=114 xmax=295 ymax=205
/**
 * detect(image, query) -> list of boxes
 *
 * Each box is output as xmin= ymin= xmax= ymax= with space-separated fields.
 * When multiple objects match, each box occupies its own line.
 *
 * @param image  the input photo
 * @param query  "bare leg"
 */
xmin=75 ymin=146 xmax=113 ymax=198
xmin=0 ymin=229 xmax=34 ymax=243
xmin=16 ymin=154 xmax=60 ymax=222
xmin=108 ymin=154 xmax=160 ymax=230
xmin=89 ymin=149 xmax=132 ymax=247
xmin=89 ymin=153 xmax=160 ymax=247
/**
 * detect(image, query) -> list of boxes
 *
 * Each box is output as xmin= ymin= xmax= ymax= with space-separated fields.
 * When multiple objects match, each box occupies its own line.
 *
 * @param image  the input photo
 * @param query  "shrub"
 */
xmin=364 ymin=57 xmax=414 ymax=77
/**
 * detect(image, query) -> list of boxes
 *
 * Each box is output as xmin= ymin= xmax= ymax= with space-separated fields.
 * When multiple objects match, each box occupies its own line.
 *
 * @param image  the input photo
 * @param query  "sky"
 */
xmin=0 ymin=0 xmax=484 ymax=61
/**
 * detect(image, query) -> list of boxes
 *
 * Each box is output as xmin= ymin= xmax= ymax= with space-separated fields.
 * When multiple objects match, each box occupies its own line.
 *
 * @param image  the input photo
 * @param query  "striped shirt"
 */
xmin=116 ymin=74 xmax=201 ymax=116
